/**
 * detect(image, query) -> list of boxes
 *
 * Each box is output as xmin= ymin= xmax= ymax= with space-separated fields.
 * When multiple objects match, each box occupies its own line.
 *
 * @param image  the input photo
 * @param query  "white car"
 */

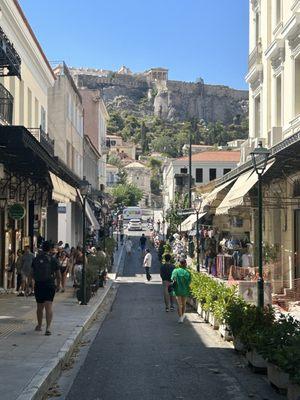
xmin=128 ymin=219 xmax=143 ymax=231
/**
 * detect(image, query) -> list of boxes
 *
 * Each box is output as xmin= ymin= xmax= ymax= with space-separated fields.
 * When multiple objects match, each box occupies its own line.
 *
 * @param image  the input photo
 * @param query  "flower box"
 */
xmin=208 ymin=312 xmax=220 ymax=330
xmin=246 ymin=350 xmax=267 ymax=372
xmin=233 ymin=336 xmax=245 ymax=353
xmin=287 ymin=382 xmax=300 ymax=400
xmin=267 ymin=363 xmax=289 ymax=392
xmin=219 ymin=323 xmax=232 ymax=341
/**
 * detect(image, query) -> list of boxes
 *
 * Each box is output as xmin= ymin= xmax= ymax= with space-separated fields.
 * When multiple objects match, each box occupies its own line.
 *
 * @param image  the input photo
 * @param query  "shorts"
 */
xmin=34 ymin=282 xmax=56 ymax=303
xmin=60 ymin=267 xmax=67 ymax=274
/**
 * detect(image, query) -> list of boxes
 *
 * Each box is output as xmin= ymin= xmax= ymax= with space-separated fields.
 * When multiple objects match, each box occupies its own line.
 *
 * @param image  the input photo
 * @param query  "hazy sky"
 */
xmin=19 ymin=0 xmax=249 ymax=89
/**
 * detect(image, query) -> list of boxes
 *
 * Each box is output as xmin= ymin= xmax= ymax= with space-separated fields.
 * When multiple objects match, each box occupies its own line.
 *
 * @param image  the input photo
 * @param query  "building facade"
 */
xmin=79 ymin=88 xmax=109 ymax=190
xmin=162 ymin=151 xmax=240 ymax=211
xmin=124 ymin=161 xmax=151 ymax=207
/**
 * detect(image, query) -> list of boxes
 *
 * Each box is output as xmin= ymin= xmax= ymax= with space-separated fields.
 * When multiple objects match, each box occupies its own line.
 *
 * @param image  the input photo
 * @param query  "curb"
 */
xmin=16 ymin=248 xmax=124 ymax=400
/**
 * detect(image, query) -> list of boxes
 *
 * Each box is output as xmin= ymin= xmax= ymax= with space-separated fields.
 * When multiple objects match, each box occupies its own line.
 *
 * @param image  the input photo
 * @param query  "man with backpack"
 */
xmin=32 ymin=241 xmax=61 ymax=336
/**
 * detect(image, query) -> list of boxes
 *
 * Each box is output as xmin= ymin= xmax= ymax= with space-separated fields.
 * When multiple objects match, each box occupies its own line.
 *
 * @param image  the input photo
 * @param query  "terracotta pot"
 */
xmin=267 ymin=363 xmax=289 ymax=391
xmin=233 ymin=336 xmax=245 ymax=353
xmin=246 ymin=350 xmax=267 ymax=371
xmin=287 ymin=382 xmax=300 ymax=400
xmin=208 ymin=312 xmax=220 ymax=329
xmin=219 ymin=323 xmax=233 ymax=341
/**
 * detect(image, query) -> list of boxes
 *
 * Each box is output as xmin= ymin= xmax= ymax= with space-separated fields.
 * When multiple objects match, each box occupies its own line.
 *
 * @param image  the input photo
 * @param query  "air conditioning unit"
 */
xmin=268 ymin=127 xmax=282 ymax=147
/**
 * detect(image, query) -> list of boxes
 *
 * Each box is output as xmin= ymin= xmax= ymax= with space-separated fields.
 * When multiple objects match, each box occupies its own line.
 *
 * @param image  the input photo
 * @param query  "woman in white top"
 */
xmin=125 ymin=237 xmax=133 ymax=255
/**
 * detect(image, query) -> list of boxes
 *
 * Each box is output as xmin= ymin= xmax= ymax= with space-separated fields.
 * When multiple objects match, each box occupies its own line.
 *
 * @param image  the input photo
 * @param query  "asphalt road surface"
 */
xmin=66 ymin=232 xmax=283 ymax=400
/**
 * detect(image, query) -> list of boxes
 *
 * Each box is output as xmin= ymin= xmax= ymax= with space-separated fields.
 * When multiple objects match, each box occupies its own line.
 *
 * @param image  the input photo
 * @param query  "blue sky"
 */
xmin=19 ymin=0 xmax=249 ymax=89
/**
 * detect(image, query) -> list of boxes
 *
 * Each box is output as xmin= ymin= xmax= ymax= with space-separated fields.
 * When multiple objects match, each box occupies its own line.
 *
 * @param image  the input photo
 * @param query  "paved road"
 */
xmin=66 ymin=233 xmax=283 ymax=400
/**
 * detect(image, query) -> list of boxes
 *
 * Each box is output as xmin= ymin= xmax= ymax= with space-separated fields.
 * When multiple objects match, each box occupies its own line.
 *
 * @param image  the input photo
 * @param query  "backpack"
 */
xmin=32 ymin=253 xmax=56 ymax=283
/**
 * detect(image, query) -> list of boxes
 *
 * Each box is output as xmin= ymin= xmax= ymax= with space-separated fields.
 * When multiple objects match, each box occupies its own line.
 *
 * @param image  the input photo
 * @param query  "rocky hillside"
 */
xmin=71 ymin=66 xmax=248 ymax=124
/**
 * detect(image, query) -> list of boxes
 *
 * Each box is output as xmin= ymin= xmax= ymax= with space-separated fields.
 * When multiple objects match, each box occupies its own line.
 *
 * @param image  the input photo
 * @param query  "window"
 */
xmin=27 ymin=88 xmax=32 ymax=127
xmin=254 ymin=95 xmax=261 ymax=136
xmin=180 ymin=168 xmax=188 ymax=174
xmin=255 ymin=12 xmax=260 ymax=45
xmin=276 ymin=75 xmax=282 ymax=126
xmin=209 ymin=168 xmax=216 ymax=181
xmin=34 ymin=98 xmax=39 ymax=127
xmin=195 ymin=168 xmax=203 ymax=183
xmin=275 ymin=0 xmax=281 ymax=25
xmin=295 ymin=57 xmax=300 ymax=116
xmin=40 ymin=106 xmax=46 ymax=131
xmin=223 ymin=168 xmax=231 ymax=175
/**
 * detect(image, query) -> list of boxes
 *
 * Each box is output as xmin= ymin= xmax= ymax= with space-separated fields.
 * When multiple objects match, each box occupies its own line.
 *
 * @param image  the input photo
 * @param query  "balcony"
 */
xmin=248 ymin=42 xmax=262 ymax=71
xmin=0 ymin=83 xmax=13 ymax=125
xmin=28 ymin=127 xmax=55 ymax=156
xmin=0 ymin=27 xmax=21 ymax=79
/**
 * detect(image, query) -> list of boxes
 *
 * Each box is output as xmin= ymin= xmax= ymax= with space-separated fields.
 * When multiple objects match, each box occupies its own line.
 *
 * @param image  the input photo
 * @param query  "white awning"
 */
xmin=181 ymin=212 xmax=206 ymax=231
xmin=201 ymin=178 xmax=236 ymax=209
xmin=50 ymin=172 xmax=77 ymax=203
xmin=216 ymin=160 xmax=275 ymax=215
xmin=77 ymin=190 xmax=100 ymax=230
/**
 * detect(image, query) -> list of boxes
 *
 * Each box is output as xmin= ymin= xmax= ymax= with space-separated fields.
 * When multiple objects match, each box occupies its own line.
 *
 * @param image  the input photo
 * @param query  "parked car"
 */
xmin=128 ymin=219 xmax=143 ymax=231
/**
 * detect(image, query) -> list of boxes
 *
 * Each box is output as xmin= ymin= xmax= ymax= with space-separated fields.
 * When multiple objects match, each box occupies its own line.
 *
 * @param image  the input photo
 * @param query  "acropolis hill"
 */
xmin=70 ymin=66 xmax=248 ymax=124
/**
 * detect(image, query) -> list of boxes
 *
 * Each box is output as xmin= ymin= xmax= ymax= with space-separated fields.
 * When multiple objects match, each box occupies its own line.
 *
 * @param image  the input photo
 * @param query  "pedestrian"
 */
xmin=140 ymin=233 xmax=147 ymax=255
xmin=16 ymin=249 xmax=23 ymax=296
xmin=58 ymin=251 xmax=69 ymax=292
xmin=32 ymin=241 xmax=61 ymax=336
xmin=143 ymin=248 xmax=152 ymax=281
xmin=21 ymin=246 xmax=35 ymax=296
xmin=120 ymin=226 xmax=124 ymax=245
xmin=73 ymin=248 xmax=84 ymax=287
xmin=125 ymin=236 xmax=133 ymax=255
xmin=6 ymin=249 xmax=15 ymax=289
xmin=160 ymin=253 xmax=175 ymax=312
xmin=171 ymin=258 xmax=191 ymax=323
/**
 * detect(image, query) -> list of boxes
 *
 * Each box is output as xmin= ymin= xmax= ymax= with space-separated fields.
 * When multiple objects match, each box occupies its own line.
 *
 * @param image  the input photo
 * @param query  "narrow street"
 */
xmin=65 ymin=233 xmax=282 ymax=400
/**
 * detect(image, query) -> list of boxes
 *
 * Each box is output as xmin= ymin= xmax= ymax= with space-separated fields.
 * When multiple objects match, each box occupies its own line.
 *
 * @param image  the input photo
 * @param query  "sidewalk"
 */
xmin=0 ymin=245 xmax=124 ymax=400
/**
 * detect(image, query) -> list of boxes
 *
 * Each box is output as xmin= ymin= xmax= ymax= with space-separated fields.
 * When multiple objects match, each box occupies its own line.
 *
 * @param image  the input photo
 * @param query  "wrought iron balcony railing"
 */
xmin=0 ymin=83 xmax=13 ymax=125
xmin=0 ymin=27 xmax=21 ymax=79
xmin=28 ymin=127 xmax=55 ymax=156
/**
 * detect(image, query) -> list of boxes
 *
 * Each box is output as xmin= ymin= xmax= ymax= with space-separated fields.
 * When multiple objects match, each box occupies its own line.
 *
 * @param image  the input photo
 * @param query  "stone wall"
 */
xmin=71 ymin=68 xmax=248 ymax=124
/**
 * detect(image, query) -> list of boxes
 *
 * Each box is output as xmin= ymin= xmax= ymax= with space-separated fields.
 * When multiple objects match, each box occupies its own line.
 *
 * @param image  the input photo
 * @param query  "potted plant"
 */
xmin=224 ymin=297 xmax=248 ymax=352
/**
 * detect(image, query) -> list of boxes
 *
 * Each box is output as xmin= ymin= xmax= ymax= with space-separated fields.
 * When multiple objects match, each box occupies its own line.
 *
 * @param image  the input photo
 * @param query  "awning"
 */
xmin=77 ymin=191 xmax=100 ymax=230
xmin=216 ymin=160 xmax=275 ymax=215
xmin=50 ymin=172 xmax=77 ymax=203
xmin=181 ymin=212 xmax=206 ymax=231
xmin=201 ymin=178 xmax=236 ymax=209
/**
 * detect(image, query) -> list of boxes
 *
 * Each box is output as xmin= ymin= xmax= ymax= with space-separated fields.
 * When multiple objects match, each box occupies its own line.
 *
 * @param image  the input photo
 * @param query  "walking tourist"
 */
xmin=73 ymin=248 xmax=84 ymax=287
xmin=125 ymin=236 xmax=133 ymax=255
xmin=171 ymin=258 xmax=191 ymax=323
xmin=32 ymin=241 xmax=61 ymax=336
xmin=143 ymin=248 xmax=152 ymax=281
xmin=6 ymin=249 xmax=15 ymax=290
xmin=140 ymin=233 xmax=147 ymax=255
xmin=58 ymin=251 xmax=69 ymax=292
xmin=21 ymin=246 xmax=35 ymax=296
xmin=16 ymin=249 xmax=23 ymax=295
xmin=160 ymin=253 xmax=175 ymax=312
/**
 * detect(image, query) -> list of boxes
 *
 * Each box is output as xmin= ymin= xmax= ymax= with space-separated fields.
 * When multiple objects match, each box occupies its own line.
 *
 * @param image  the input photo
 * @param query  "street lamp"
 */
xmin=250 ymin=141 xmax=270 ymax=308
xmin=193 ymin=196 xmax=203 ymax=273
xmin=80 ymin=176 xmax=92 ymax=305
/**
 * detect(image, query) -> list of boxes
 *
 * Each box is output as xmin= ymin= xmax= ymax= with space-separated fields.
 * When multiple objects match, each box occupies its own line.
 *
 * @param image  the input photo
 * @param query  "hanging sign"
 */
xmin=8 ymin=203 xmax=26 ymax=220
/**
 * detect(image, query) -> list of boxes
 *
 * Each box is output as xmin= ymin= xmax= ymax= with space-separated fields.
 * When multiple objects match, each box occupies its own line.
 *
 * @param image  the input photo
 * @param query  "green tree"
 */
xmin=111 ymin=183 xmax=143 ymax=206
xmin=107 ymin=112 xmax=124 ymax=134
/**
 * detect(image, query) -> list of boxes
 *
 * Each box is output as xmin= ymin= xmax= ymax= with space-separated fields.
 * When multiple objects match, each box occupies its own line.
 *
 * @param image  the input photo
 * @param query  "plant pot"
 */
xmin=204 ymin=310 xmax=210 ymax=323
xmin=197 ymin=303 xmax=202 ymax=316
xmin=267 ymin=363 xmax=289 ymax=392
xmin=246 ymin=350 xmax=267 ymax=373
xmin=219 ymin=323 xmax=232 ymax=341
xmin=288 ymin=383 xmax=300 ymax=400
xmin=233 ymin=336 xmax=245 ymax=353
xmin=208 ymin=313 xmax=220 ymax=329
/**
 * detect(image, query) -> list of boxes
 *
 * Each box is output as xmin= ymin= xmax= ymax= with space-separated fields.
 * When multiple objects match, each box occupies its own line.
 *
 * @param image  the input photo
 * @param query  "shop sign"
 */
xmin=58 ymin=206 xmax=67 ymax=214
xmin=8 ymin=203 xmax=26 ymax=220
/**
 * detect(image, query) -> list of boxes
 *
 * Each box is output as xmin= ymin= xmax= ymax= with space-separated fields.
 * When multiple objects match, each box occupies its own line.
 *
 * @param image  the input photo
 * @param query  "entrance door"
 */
xmin=294 ymin=210 xmax=300 ymax=279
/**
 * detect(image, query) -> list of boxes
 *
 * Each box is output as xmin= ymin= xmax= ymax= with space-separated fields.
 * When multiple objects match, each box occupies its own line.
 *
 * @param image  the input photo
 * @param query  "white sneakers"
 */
xmin=178 ymin=314 xmax=186 ymax=323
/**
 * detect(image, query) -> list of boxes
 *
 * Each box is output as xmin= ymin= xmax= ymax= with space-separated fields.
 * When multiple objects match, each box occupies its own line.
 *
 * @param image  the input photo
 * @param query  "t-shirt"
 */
xmin=143 ymin=253 xmax=152 ymax=268
xmin=140 ymin=236 xmax=147 ymax=246
xmin=171 ymin=268 xmax=191 ymax=297
xmin=21 ymin=252 xmax=35 ymax=276
xmin=160 ymin=263 xmax=174 ymax=282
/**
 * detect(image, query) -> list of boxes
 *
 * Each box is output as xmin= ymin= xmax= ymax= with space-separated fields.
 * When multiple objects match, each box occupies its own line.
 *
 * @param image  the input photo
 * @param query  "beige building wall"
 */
xmin=0 ymin=0 xmax=54 ymax=130
xmin=124 ymin=162 xmax=151 ymax=207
